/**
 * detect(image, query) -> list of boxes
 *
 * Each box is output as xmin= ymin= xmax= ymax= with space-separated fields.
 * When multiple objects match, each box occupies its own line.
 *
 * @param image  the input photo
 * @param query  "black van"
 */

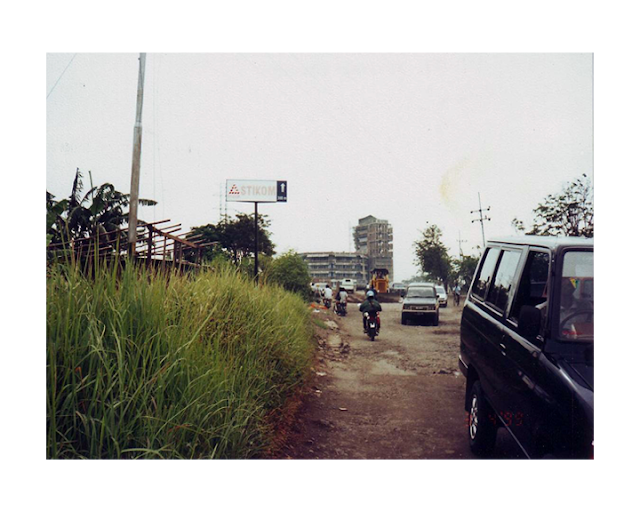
xmin=458 ymin=236 xmax=593 ymax=459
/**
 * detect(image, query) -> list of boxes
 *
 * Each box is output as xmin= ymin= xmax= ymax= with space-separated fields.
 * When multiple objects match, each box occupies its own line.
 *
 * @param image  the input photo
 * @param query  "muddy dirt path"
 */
xmin=283 ymin=299 xmax=470 ymax=459
xmin=281 ymin=297 xmax=523 ymax=459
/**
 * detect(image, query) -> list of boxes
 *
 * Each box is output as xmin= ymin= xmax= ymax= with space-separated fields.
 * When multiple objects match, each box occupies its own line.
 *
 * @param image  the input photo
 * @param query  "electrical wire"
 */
xmin=46 ymin=53 xmax=77 ymax=99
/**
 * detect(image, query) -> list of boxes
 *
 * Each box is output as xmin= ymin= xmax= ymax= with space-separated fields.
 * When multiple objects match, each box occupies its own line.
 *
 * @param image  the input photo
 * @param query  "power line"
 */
xmin=46 ymin=54 xmax=77 ymax=99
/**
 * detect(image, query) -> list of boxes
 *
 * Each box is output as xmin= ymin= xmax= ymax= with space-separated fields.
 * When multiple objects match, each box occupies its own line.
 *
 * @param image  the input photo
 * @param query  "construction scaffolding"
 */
xmin=46 ymin=219 xmax=217 ymax=272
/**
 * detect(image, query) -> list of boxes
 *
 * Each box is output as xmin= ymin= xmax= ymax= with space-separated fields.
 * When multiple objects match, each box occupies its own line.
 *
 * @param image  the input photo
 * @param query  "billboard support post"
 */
xmin=225 ymin=179 xmax=288 ymax=281
xmin=254 ymin=201 xmax=259 ymax=280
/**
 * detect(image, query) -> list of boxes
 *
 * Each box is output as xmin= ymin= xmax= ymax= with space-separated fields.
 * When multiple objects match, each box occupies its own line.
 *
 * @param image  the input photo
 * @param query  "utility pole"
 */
xmin=456 ymin=231 xmax=467 ymax=257
xmin=471 ymin=193 xmax=491 ymax=247
xmin=128 ymin=53 xmax=146 ymax=256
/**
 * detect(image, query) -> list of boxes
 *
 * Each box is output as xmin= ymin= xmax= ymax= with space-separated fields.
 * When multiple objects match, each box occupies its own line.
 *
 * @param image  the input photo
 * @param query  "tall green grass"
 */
xmin=46 ymin=261 xmax=314 ymax=459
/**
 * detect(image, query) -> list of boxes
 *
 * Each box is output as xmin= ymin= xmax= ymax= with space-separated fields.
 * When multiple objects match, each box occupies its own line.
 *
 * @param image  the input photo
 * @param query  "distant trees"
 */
xmin=413 ymin=224 xmax=453 ymax=289
xmin=412 ymin=224 xmax=480 ymax=291
xmin=189 ymin=214 xmax=275 ymax=266
xmin=451 ymin=254 xmax=480 ymax=291
xmin=512 ymin=174 xmax=594 ymax=237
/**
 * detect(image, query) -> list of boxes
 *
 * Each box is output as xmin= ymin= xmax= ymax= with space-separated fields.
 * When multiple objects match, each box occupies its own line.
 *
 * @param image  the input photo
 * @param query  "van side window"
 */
xmin=471 ymin=248 xmax=500 ymax=300
xmin=486 ymin=250 xmax=522 ymax=312
xmin=509 ymin=250 xmax=550 ymax=324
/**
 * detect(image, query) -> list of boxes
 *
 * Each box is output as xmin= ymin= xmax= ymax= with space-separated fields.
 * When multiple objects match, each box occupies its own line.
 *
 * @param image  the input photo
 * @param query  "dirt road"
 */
xmin=280 ymin=296 xmax=524 ymax=459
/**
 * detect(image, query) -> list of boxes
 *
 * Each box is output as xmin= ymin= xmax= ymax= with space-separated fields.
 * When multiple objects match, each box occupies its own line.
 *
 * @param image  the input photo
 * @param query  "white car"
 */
xmin=341 ymin=278 xmax=356 ymax=292
xmin=435 ymin=285 xmax=448 ymax=308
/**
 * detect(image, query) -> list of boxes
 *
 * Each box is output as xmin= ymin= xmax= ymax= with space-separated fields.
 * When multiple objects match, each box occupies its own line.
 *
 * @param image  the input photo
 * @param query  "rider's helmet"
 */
xmin=366 ymin=290 xmax=375 ymax=298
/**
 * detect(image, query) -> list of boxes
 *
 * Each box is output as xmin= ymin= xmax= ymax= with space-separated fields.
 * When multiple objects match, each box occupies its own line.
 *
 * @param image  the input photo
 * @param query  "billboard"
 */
xmin=226 ymin=179 xmax=287 ymax=203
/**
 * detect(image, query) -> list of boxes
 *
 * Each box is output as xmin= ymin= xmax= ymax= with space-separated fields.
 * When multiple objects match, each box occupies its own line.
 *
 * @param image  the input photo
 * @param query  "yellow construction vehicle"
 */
xmin=370 ymin=268 xmax=390 ymax=294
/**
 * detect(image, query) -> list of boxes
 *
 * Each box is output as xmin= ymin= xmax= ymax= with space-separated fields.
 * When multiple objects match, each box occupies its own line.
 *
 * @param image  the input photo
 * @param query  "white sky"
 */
xmin=46 ymin=52 xmax=592 ymax=280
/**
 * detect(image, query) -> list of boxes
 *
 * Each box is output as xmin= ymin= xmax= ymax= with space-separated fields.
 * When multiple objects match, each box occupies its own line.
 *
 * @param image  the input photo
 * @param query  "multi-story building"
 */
xmin=353 ymin=215 xmax=394 ymax=282
xmin=300 ymin=252 xmax=368 ymax=287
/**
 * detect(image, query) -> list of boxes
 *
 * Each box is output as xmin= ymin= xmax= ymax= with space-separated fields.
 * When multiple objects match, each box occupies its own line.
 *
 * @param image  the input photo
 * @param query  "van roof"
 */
xmin=487 ymin=235 xmax=593 ymax=250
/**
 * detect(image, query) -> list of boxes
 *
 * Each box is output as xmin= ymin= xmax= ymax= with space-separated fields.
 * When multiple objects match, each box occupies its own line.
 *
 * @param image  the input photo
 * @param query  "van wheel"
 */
xmin=468 ymin=380 xmax=497 ymax=457
xmin=433 ymin=314 xmax=439 ymax=326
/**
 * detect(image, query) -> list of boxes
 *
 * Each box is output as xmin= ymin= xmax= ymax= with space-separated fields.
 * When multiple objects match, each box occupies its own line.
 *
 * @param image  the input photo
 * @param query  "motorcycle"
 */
xmin=335 ymin=301 xmax=347 ymax=316
xmin=364 ymin=311 xmax=380 ymax=341
xmin=323 ymin=297 xmax=332 ymax=309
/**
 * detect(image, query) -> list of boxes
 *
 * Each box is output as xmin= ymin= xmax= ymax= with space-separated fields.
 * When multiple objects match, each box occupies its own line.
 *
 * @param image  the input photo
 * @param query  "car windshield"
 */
xmin=407 ymin=287 xmax=435 ymax=298
xmin=436 ymin=287 xmax=445 ymax=294
xmin=554 ymin=250 xmax=594 ymax=341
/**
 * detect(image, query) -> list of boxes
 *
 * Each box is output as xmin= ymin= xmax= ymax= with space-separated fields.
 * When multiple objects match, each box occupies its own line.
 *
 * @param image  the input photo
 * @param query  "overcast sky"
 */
xmin=46 ymin=53 xmax=592 ymax=280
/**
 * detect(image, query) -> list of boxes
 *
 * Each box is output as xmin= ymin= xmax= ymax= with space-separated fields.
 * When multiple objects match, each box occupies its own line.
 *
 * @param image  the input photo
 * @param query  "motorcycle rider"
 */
xmin=359 ymin=290 xmax=382 ymax=333
xmin=335 ymin=286 xmax=348 ymax=314
xmin=323 ymin=284 xmax=333 ymax=308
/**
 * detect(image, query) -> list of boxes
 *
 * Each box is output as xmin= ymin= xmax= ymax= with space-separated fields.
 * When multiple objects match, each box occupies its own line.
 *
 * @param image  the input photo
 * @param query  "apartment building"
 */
xmin=300 ymin=252 xmax=368 ymax=286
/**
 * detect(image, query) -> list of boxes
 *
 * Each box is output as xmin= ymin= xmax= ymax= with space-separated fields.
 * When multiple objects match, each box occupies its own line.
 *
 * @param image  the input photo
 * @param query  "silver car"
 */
xmin=401 ymin=283 xmax=440 ymax=325
xmin=435 ymin=285 xmax=448 ymax=308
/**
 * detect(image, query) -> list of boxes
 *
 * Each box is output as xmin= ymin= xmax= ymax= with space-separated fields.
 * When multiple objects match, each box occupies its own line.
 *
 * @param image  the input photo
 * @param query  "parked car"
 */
xmin=458 ymin=236 xmax=593 ymax=459
xmin=435 ymin=285 xmax=448 ymax=307
xmin=401 ymin=282 xmax=439 ymax=325
xmin=391 ymin=282 xmax=407 ymax=295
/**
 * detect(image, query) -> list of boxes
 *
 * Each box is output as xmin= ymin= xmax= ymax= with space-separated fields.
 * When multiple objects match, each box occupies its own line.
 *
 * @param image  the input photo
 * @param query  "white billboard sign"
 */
xmin=226 ymin=179 xmax=287 ymax=203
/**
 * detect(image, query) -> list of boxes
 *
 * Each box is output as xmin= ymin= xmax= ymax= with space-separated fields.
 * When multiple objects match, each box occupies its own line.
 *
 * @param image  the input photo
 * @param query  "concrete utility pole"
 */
xmin=128 ymin=53 xmax=147 ymax=256
xmin=471 ymin=193 xmax=491 ymax=247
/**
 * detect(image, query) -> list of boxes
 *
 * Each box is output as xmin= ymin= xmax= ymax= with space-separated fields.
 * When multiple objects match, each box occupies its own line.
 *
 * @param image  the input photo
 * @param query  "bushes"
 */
xmin=262 ymin=250 xmax=312 ymax=301
xmin=46 ymin=261 xmax=314 ymax=459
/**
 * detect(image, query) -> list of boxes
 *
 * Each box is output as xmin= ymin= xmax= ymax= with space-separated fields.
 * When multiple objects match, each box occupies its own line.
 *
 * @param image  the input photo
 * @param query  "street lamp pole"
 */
xmin=128 ymin=53 xmax=146 ymax=256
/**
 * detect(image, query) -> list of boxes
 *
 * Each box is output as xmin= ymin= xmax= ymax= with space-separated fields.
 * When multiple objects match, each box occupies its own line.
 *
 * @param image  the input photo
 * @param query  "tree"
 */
xmin=451 ymin=254 xmax=480 ymax=291
xmin=263 ymin=250 xmax=311 ymax=299
xmin=413 ymin=224 xmax=453 ymax=288
xmin=512 ymin=174 xmax=594 ymax=237
xmin=47 ymin=168 xmax=156 ymax=247
xmin=189 ymin=213 xmax=275 ymax=266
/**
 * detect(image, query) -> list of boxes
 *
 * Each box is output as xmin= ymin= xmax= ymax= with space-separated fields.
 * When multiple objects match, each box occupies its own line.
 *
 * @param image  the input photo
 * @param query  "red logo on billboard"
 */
xmin=228 ymin=184 xmax=240 ymax=195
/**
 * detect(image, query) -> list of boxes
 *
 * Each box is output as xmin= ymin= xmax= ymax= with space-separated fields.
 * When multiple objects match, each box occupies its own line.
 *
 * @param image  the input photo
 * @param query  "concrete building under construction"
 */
xmin=353 ymin=215 xmax=394 ymax=283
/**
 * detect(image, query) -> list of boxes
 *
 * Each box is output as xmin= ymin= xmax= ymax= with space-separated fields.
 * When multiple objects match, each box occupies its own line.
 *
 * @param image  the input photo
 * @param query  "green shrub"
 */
xmin=262 ymin=250 xmax=312 ymax=300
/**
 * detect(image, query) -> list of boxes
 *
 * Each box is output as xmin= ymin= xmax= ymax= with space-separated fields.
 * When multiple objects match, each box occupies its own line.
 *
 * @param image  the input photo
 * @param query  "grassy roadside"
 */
xmin=46 ymin=261 xmax=314 ymax=459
